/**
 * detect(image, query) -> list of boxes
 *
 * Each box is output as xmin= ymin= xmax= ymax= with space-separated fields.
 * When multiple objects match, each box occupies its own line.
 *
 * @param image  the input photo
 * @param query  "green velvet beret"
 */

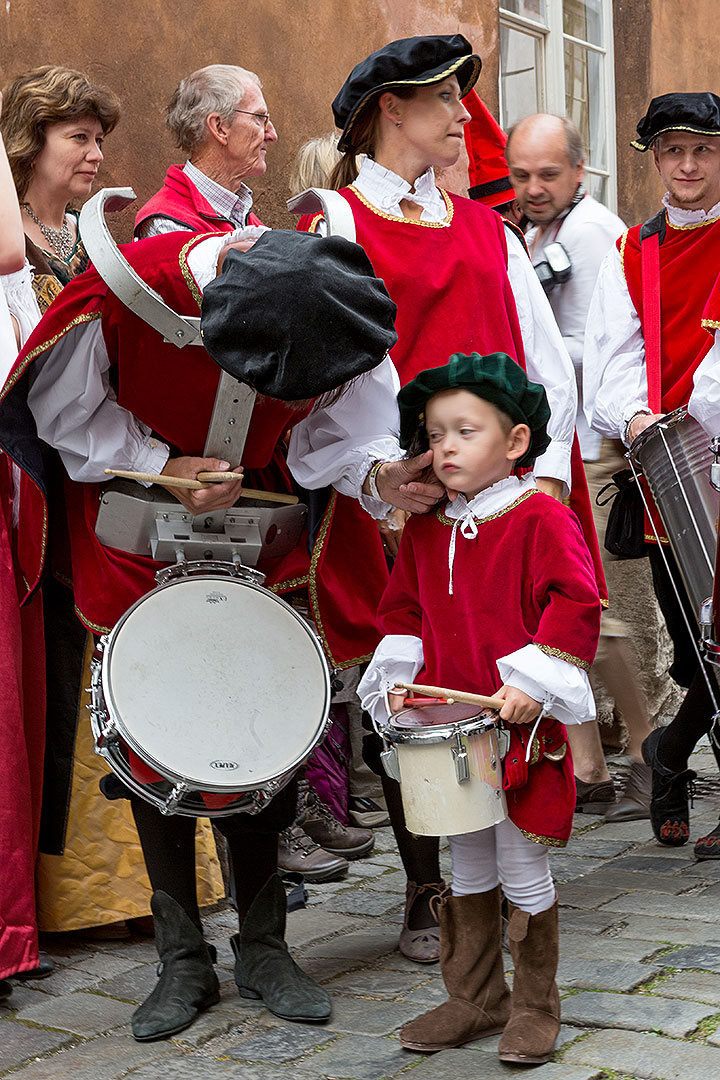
xmin=397 ymin=351 xmax=551 ymax=467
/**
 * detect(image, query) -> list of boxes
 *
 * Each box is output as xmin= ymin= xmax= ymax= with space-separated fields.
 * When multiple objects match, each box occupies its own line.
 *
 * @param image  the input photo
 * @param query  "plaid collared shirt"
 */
xmin=183 ymin=160 xmax=253 ymax=227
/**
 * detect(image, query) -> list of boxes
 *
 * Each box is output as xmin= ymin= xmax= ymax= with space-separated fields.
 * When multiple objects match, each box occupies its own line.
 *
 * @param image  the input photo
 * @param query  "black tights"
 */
xmin=130 ymin=779 xmax=296 ymax=929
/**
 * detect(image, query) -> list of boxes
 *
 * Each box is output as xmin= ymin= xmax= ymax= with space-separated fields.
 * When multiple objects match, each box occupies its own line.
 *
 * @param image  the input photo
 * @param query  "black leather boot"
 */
xmin=231 ymin=873 xmax=331 ymax=1022
xmin=131 ymin=891 xmax=219 ymax=1042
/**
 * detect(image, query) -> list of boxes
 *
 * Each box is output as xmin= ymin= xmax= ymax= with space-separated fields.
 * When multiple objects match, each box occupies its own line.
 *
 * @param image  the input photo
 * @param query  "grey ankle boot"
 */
xmin=231 ymin=873 xmax=331 ymax=1022
xmin=132 ymin=892 xmax=220 ymax=1042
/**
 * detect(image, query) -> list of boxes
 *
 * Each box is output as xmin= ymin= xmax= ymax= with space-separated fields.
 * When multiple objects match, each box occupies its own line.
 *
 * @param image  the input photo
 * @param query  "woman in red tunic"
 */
xmin=298 ymin=34 xmax=581 ymax=961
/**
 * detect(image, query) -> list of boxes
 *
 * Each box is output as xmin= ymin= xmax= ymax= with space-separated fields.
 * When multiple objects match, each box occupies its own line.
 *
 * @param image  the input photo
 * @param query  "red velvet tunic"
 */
xmin=378 ymin=489 xmax=602 ymax=846
xmin=0 ymin=231 xmax=388 ymax=668
xmin=299 ymin=188 xmax=608 ymax=604
xmin=134 ymin=164 xmax=263 ymax=235
xmin=619 ymin=217 xmax=720 ymax=541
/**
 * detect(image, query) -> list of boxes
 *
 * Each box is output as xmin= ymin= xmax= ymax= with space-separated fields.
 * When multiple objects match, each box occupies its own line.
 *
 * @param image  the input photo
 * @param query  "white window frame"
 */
xmin=498 ymin=0 xmax=618 ymax=212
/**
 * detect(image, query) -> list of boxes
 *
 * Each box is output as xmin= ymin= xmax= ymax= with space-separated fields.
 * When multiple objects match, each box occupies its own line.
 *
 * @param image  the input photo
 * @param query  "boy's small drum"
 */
xmin=381 ymin=702 xmax=507 ymax=836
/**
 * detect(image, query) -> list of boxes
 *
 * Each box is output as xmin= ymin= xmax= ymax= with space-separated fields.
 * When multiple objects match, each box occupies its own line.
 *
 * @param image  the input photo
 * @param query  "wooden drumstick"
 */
xmin=103 ymin=469 xmax=299 ymax=504
xmin=394 ymin=681 xmax=504 ymax=711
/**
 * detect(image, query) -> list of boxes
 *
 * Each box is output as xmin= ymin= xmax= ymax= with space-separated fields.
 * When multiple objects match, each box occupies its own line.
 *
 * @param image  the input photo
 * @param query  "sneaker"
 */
xmin=278 ymin=825 xmax=349 ymax=883
xmin=348 ymin=795 xmax=390 ymax=829
xmin=302 ymin=788 xmax=375 ymax=859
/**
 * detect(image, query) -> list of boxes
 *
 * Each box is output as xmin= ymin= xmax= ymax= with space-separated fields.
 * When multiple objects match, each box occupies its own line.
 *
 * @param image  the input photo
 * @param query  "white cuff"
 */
xmin=532 ymin=439 xmax=572 ymax=495
xmin=358 ymin=634 xmax=424 ymax=729
xmin=131 ymin=434 xmax=170 ymax=487
xmin=496 ymin=643 xmax=595 ymax=726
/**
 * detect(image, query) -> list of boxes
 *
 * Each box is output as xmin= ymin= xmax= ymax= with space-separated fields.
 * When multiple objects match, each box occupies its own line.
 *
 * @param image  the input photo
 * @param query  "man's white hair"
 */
xmin=166 ymin=64 xmax=261 ymax=153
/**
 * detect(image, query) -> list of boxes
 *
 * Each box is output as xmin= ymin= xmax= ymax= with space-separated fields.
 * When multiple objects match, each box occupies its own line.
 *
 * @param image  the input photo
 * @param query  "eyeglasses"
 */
xmin=233 ymin=109 xmax=272 ymax=131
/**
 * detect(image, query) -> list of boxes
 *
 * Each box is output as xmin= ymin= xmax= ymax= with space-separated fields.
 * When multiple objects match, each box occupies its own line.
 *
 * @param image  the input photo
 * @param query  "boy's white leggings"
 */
xmin=449 ymin=816 xmax=556 ymax=915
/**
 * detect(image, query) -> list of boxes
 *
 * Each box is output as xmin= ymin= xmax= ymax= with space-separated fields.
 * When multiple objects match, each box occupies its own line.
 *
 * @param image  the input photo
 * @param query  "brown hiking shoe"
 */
xmin=301 ymin=788 xmax=375 ymax=859
xmin=277 ymin=825 xmax=349 ymax=883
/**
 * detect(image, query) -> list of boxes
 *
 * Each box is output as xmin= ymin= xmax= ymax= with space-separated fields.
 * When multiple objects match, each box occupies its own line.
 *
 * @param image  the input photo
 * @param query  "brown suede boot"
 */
xmin=498 ymin=898 xmax=561 ymax=1065
xmin=399 ymin=886 xmax=511 ymax=1052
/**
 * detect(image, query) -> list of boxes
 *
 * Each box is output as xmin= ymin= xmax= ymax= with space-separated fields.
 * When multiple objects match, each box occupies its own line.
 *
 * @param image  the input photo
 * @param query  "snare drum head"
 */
xmin=391 ymin=702 xmax=487 ymax=730
xmin=103 ymin=576 xmax=330 ymax=791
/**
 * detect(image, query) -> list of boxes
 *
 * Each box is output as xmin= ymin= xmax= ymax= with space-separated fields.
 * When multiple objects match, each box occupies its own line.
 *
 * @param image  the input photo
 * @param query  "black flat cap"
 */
xmin=333 ymin=35 xmax=482 ymax=153
xmin=398 ymin=352 xmax=550 ymax=468
xmin=632 ymin=92 xmax=720 ymax=151
xmin=200 ymin=230 xmax=397 ymax=401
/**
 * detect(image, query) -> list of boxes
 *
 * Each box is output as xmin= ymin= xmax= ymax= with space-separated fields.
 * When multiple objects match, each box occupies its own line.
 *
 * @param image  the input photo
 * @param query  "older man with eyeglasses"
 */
xmin=135 ymin=64 xmax=277 ymax=238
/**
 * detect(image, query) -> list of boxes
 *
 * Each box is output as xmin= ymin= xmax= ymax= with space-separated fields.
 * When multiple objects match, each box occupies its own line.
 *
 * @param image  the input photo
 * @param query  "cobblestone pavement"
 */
xmin=3 ymin=743 xmax=720 ymax=1079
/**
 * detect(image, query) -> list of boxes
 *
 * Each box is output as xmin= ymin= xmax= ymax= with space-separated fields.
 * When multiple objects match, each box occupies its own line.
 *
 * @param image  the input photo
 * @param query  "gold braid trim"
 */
xmin=74 ymin=604 xmax=111 ymax=635
xmin=645 ymin=532 xmax=670 ymax=544
xmin=436 ymin=488 xmax=538 ymax=528
xmin=269 ymin=574 xmax=310 ymax=593
xmin=178 ymin=233 xmax=220 ymax=309
xmin=0 ymin=312 xmax=102 ymax=404
xmin=519 ymin=828 xmax=568 ymax=849
xmin=348 ymin=185 xmax=454 ymax=227
xmin=702 ymin=319 xmax=720 ymax=330
xmin=618 ymin=228 xmax=629 ymax=284
xmin=306 ymin=213 xmax=324 ymax=234
xmin=535 ymin=643 xmax=591 ymax=672
xmin=666 ymin=211 xmax=720 ymax=232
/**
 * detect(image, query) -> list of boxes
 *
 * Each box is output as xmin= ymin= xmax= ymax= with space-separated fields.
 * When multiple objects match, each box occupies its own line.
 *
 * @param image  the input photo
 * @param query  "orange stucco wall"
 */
xmin=0 ymin=1 xmax=498 ymax=236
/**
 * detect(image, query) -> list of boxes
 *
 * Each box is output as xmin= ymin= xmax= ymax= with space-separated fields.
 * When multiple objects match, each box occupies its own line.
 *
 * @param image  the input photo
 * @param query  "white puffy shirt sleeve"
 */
xmin=505 ymin=228 xmax=576 ymax=492
xmin=689 ymin=331 xmax=720 ymax=437
xmin=357 ymin=634 xmax=425 ymax=730
xmin=27 ymin=322 xmax=170 ymax=483
xmin=496 ymin=643 xmax=596 ymax=726
xmin=583 ymin=244 xmax=648 ymax=443
xmin=286 ymin=355 xmax=404 ymax=518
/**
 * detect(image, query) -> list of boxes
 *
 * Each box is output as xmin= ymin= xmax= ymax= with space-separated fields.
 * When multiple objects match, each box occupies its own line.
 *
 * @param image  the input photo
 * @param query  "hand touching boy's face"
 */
xmin=424 ymin=389 xmax=530 ymax=500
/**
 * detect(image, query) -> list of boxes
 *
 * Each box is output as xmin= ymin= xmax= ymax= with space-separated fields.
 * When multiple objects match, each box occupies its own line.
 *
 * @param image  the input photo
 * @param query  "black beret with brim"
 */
xmin=333 ymin=35 xmax=482 ymax=153
xmin=397 ymin=351 xmax=551 ymax=468
xmin=200 ymin=230 xmax=397 ymax=401
xmin=632 ymin=92 xmax=720 ymax=151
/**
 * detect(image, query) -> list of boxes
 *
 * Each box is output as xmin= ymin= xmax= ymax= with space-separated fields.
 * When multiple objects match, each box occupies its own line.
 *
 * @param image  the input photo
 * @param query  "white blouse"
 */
xmin=584 ymin=197 xmax=720 ymax=443
xmin=325 ymin=158 xmax=577 ymax=492
xmin=357 ymin=473 xmax=596 ymax=731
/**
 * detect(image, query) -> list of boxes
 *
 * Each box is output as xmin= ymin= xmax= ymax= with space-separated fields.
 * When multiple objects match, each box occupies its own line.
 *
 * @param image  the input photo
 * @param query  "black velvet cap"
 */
xmin=632 ymin=92 xmax=720 ymax=151
xmin=333 ymin=35 xmax=482 ymax=152
xmin=200 ymin=230 xmax=397 ymax=401
xmin=398 ymin=352 xmax=551 ymax=467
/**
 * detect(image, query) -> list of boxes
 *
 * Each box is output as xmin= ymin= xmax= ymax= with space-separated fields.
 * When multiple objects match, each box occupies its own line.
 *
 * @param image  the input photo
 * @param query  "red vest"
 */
xmin=301 ymin=188 xmax=525 ymax=380
xmin=1 ymin=231 xmax=388 ymax=667
xmin=619 ymin=216 xmax=720 ymax=412
xmin=134 ymin=165 xmax=263 ymax=236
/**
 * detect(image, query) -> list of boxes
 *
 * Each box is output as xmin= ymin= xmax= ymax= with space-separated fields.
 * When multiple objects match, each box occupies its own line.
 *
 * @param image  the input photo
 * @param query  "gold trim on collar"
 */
xmin=349 ymin=185 xmax=454 ymax=227
xmin=535 ymin=643 xmax=591 ymax=672
xmin=436 ymin=488 xmax=538 ymax=528
xmin=665 ymin=211 xmax=720 ymax=231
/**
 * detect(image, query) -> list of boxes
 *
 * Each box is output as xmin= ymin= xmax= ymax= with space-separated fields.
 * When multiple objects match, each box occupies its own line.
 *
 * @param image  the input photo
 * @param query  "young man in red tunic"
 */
xmin=359 ymin=352 xmax=601 ymax=1065
xmin=0 ymin=227 xmax=442 ymax=1040
xmin=585 ymin=92 xmax=720 ymax=853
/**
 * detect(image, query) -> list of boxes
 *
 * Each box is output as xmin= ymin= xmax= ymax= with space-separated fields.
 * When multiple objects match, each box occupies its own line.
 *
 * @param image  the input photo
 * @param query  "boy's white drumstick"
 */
xmin=394 ymin=681 xmax=504 ymax=711
xmin=103 ymin=469 xmax=299 ymax=504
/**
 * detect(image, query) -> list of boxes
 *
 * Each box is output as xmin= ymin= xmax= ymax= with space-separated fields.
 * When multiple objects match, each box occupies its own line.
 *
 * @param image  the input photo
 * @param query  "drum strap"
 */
xmin=639 ymin=218 xmax=664 ymax=413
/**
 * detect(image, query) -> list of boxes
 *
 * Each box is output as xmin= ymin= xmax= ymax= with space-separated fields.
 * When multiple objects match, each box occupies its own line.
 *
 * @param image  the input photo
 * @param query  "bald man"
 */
xmin=505 ymin=115 xmax=656 ymax=820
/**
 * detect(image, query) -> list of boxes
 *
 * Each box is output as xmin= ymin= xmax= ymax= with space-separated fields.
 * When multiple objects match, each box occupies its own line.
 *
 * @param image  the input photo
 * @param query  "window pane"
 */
xmin=584 ymin=171 xmax=607 ymax=204
xmin=500 ymin=25 xmax=544 ymax=130
xmin=564 ymin=39 xmax=606 ymax=170
xmin=501 ymin=0 xmax=547 ymax=24
xmin=563 ymin=0 xmax=603 ymax=46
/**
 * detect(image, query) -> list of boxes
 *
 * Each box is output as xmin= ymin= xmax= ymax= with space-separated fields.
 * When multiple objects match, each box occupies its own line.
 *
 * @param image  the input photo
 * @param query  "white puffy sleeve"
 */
xmin=357 ymin=634 xmax=425 ymax=730
xmin=496 ymin=643 xmax=596 ymax=726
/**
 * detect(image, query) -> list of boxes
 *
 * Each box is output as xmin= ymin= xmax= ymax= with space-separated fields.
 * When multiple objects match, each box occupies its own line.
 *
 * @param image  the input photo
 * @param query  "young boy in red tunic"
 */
xmin=359 ymin=352 xmax=601 ymax=1065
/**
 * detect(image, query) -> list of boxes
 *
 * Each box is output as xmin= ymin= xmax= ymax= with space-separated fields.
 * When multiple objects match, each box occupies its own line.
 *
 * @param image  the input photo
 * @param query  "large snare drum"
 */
xmin=90 ymin=561 xmax=332 ymax=817
xmin=380 ymin=702 xmax=507 ymax=837
xmin=629 ymin=407 xmax=719 ymax=618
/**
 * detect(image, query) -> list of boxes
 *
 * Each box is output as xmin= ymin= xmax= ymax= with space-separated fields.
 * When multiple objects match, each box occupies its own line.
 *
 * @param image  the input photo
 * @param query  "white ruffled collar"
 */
xmin=353 ymin=158 xmax=447 ymax=222
xmin=444 ymin=475 xmax=536 ymax=595
xmin=663 ymin=192 xmax=720 ymax=226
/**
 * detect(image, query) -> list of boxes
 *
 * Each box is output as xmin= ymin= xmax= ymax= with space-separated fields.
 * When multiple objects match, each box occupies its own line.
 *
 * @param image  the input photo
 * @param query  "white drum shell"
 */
xmin=388 ymin=708 xmax=508 ymax=837
xmin=92 ymin=570 xmax=331 ymax=816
